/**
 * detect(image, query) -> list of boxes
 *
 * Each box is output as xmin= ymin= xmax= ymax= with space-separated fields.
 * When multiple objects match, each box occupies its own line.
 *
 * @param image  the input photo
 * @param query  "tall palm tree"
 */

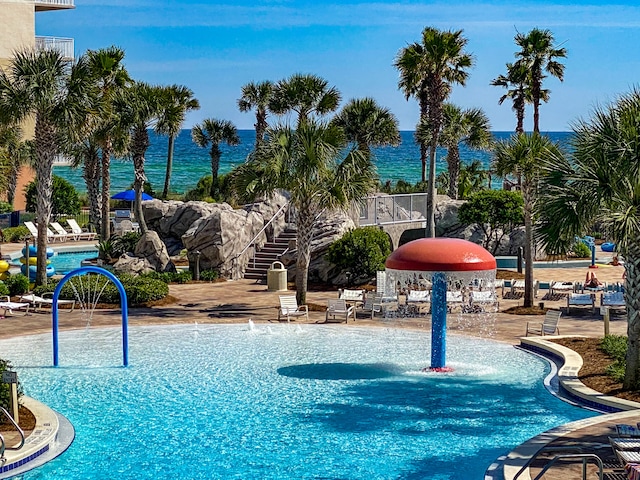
xmin=156 ymin=84 xmax=200 ymax=199
xmin=493 ymin=133 xmax=562 ymax=308
xmin=537 ymin=89 xmax=640 ymax=389
xmin=330 ymin=97 xmax=401 ymax=155
xmin=514 ymin=28 xmax=567 ymax=133
xmin=65 ymin=136 xmax=102 ymax=230
xmin=418 ymin=103 xmax=492 ymax=199
xmin=238 ymin=80 xmax=273 ymax=149
xmin=115 ymin=82 xmax=165 ymax=234
xmin=230 ymin=120 xmax=377 ymax=305
xmin=394 ymin=27 xmax=474 ymax=237
xmin=87 ymin=46 xmax=131 ymax=240
xmin=191 ymin=118 xmax=240 ymax=198
xmin=269 ymin=73 xmax=341 ymax=127
xmin=491 ymin=62 xmax=532 ymax=134
xmin=0 ymin=48 xmax=93 ymax=284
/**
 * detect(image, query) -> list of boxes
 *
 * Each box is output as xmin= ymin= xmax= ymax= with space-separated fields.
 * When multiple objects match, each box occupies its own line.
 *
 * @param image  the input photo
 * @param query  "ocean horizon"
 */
xmin=53 ymin=130 xmax=572 ymax=196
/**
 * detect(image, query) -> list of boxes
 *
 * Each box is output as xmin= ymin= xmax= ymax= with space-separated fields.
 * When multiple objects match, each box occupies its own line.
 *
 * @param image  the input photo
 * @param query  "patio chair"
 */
xmin=468 ymin=290 xmax=499 ymax=312
xmin=566 ymin=293 xmax=595 ymax=314
xmin=406 ymin=290 xmax=430 ymax=304
xmin=359 ymin=293 xmax=383 ymax=319
xmin=277 ymin=295 xmax=308 ymax=322
xmin=66 ymin=219 xmax=97 ymax=241
xmin=525 ymin=309 xmax=561 ymax=336
xmin=550 ymin=281 xmax=574 ymax=296
xmin=24 ymin=221 xmax=65 ymax=242
xmin=338 ymin=289 xmax=364 ymax=306
xmin=446 ymin=290 xmax=465 ymax=312
xmin=601 ymin=291 xmax=626 ymax=310
xmin=0 ymin=296 xmax=30 ymax=317
xmin=19 ymin=293 xmax=76 ymax=313
xmin=510 ymin=279 xmax=539 ymax=298
xmin=376 ymin=271 xmax=386 ymax=295
xmin=51 ymin=221 xmax=77 ymax=241
xmin=325 ymin=298 xmax=354 ymax=323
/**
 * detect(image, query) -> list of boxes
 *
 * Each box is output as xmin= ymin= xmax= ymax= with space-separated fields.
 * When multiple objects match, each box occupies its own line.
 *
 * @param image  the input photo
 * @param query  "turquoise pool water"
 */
xmin=0 ymin=325 xmax=595 ymax=479
xmin=50 ymin=250 xmax=98 ymax=274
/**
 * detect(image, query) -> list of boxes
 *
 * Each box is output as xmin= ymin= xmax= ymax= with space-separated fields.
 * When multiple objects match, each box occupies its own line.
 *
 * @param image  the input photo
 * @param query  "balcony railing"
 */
xmin=35 ymin=36 xmax=74 ymax=60
xmin=35 ymin=0 xmax=75 ymax=11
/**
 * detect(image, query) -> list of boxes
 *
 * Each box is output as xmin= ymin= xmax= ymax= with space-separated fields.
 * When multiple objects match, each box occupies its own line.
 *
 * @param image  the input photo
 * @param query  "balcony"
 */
xmin=35 ymin=36 xmax=74 ymax=60
xmin=35 ymin=0 xmax=75 ymax=11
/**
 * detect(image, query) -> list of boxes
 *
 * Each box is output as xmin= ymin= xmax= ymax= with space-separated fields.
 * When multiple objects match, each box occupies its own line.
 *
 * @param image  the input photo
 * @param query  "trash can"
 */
xmin=267 ymin=261 xmax=288 ymax=292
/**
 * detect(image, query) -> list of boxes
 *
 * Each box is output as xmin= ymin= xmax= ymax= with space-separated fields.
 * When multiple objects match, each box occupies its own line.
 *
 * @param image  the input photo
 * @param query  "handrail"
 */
xmin=231 ymin=201 xmax=289 ymax=279
xmin=512 ymin=451 xmax=603 ymax=480
xmin=0 ymin=406 xmax=25 ymax=460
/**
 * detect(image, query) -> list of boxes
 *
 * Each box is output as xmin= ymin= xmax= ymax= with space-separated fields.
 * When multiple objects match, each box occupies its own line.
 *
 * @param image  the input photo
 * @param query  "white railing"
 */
xmin=35 ymin=36 xmax=74 ymax=60
xmin=360 ymin=193 xmax=428 ymax=226
xmin=34 ymin=0 xmax=75 ymax=7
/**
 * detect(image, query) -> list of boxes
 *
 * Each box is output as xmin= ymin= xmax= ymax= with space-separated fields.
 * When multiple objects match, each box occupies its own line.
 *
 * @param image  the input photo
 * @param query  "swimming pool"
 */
xmin=49 ymin=250 xmax=98 ymax=275
xmin=0 ymin=325 xmax=595 ymax=479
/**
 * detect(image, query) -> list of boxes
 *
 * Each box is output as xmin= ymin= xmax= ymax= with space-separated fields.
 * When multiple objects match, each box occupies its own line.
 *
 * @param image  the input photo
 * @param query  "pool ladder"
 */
xmin=0 ymin=407 xmax=25 ymax=464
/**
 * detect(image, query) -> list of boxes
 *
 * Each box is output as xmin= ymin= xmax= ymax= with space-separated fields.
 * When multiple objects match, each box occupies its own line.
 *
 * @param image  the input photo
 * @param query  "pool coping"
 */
xmin=500 ymin=336 xmax=640 ymax=480
xmin=0 ymin=396 xmax=74 ymax=479
xmin=7 ymin=244 xmax=98 ymax=261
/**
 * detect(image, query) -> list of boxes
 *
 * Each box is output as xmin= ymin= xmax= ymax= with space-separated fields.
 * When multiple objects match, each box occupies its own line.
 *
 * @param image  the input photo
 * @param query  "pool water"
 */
xmin=0 ymin=325 xmax=595 ymax=479
xmin=50 ymin=250 xmax=98 ymax=274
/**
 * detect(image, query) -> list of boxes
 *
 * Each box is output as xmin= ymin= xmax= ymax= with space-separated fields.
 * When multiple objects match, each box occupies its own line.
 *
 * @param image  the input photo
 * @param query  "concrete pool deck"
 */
xmin=0 ymin=239 xmax=635 ymax=479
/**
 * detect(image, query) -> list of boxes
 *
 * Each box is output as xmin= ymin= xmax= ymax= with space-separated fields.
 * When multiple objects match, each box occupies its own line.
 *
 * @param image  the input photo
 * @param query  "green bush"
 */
xmin=2 ymin=226 xmax=30 ymax=243
xmin=0 ymin=201 xmax=12 ymax=214
xmin=25 ymin=175 xmax=80 ymax=218
xmin=0 ymin=282 xmax=9 ymax=296
xmin=112 ymin=232 xmax=142 ymax=256
xmin=326 ymin=227 xmax=391 ymax=282
xmin=572 ymin=241 xmax=592 ymax=258
xmin=5 ymin=274 xmax=30 ymax=296
xmin=183 ymin=173 xmax=234 ymax=203
xmin=142 ymin=270 xmax=192 ymax=284
xmin=200 ymin=269 xmax=219 ymax=281
xmin=601 ymin=335 xmax=627 ymax=383
xmin=0 ymin=358 xmax=23 ymax=412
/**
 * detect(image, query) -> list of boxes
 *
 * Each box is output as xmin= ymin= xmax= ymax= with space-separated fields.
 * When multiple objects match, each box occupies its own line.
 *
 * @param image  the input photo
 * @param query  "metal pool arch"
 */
xmin=52 ymin=266 xmax=129 ymax=367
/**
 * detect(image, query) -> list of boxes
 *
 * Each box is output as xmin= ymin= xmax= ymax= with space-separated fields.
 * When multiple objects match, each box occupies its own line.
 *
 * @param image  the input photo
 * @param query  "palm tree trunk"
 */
xmin=210 ymin=146 xmax=221 ymax=198
xmin=522 ymin=181 xmax=535 ymax=308
xmin=515 ymin=98 xmax=525 ymax=134
xmin=101 ymin=141 xmax=112 ymax=240
xmin=295 ymin=205 xmax=315 ymax=305
xmin=162 ymin=134 xmax=175 ymax=199
xmin=83 ymin=150 xmax=102 ymax=233
xmin=532 ymin=79 xmax=541 ymax=133
xmin=132 ymin=126 xmax=149 ymax=234
xmin=623 ymin=240 xmax=640 ymax=390
xmin=34 ymin=116 xmax=55 ymax=286
xmin=7 ymin=161 xmax=19 ymax=206
xmin=447 ymin=145 xmax=461 ymax=199
xmin=255 ymin=110 xmax=267 ymax=150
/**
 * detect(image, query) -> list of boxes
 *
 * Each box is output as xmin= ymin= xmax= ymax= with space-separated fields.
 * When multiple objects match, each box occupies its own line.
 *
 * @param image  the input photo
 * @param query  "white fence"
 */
xmin=35 ymin=36 xmax=74 ymax=60
xmin=359 ymin=194 xmax=428 ymax=226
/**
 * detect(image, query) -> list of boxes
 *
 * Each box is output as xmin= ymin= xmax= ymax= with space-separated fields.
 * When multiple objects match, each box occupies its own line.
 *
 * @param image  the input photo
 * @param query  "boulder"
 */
xmin=113 ymin=254 xmax=155 ymax=276
xmin=243 ymin=191 xmax=289 ymax=241
xmin=134 ymin=230 xmax=176 ymax=273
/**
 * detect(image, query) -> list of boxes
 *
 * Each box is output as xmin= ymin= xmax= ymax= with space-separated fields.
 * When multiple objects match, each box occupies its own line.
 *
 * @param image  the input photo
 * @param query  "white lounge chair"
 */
xmin=468 ymin=290 xmax=499 ymax=312
xmin=24 ymin=221 xmax=66 ymax=242
xmin=406 ymin=290 xmax=430 ymax=304
xmin=325 ymin=298 xmax=354 ymax=323
xmin=566 ymin=293 xmax=595 ymax=314
xmin=526 ymin=309 xmax=561 ymax=336
xmin=277 ymin=295 xmax=308 ymax=322
xmin=338 ymin=289 xmax=364 ymax=306
xmin=66 ymin=219 xmax=97 ymax=241
xmin=510 ymin=279 xmax=539 ymax=297
xmin=550 ymin=281 xmax=574 ymax=296
xmin=0 ymin=296 xmax=30 ymax=316
xmin=51 ymin=221 xmax=78 ymax=241
xmin=19 ymin=293 xmax=76 ymax=313
xmin=360 ymin=293 xmax=383 ymax=319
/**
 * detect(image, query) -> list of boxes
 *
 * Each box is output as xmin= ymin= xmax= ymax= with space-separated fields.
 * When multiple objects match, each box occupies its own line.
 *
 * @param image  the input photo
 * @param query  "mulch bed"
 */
xmin=0 ymin=405 xmax=36 ymax=432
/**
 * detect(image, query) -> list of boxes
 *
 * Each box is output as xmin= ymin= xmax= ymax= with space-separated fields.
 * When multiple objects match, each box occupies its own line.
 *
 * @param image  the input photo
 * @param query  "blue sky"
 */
xmin=36 ymin=0 xmax=640 ymax=131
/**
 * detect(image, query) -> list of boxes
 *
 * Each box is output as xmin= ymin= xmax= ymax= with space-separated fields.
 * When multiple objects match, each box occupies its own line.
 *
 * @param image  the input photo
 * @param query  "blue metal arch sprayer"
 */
xmin=52 ymin=266 xmax=129 ymax=367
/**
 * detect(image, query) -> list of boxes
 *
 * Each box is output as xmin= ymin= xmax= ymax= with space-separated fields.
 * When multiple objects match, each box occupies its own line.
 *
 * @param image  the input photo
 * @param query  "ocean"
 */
xmin=52 ymin=130 xmax=572 ymax=196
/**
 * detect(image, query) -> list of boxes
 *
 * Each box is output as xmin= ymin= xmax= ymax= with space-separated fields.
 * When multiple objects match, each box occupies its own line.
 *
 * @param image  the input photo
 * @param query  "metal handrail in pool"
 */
xmin=0 ymin=406 xmax=25 ymax=461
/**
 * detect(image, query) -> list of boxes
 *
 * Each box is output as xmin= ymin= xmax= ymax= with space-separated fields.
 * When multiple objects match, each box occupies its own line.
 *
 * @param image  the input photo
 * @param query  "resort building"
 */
xmin=0 ymin=0 xmax=75 ymax=210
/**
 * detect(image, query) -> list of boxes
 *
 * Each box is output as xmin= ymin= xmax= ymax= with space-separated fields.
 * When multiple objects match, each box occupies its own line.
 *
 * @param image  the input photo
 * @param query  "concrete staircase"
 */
xmin=244 ymin=229 xmax=296 ymax=282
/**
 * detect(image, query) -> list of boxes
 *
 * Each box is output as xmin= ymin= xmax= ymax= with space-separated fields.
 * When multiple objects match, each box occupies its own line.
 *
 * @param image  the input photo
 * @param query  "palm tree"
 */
xmin=115 ymin=81 xmax=165 ymax=234
xmin=536 ymin=89 xmax=640 ymax=389
xmin=87 ymin=46 xmax=131 ymax=240
xmin=230 ymin=120 xmax=377 ymax=305
xmin=269 ymin=73 xmax=341 ymax=126
xmin=191 ymin=118 xmax=240 ymax=198
xmin=491 ymin=62 xmax=532 ymax=134
xmin=493 ymin=133 xmax=562 ymax=308
xmin=0 ymin=124 xmax=32 ymax=206
xmin=238 ymin=80 xmax=273 ymax=149
xmin=156 ymin=84 xmax=200 ymax=199
xmin=419 ymin=103 xmax=492 ymax=199
xmin=514 ymin=28 xmax=567 ymax=133
xmin=394 ymin=27 xmax=474 ymax=237
xmin=330 ymin=97 xmax=401 ymax=155
xmin=64 ymin=136 xmax=102 ymax=230
xmin=0 ymin=48 xmax=93 ymax=285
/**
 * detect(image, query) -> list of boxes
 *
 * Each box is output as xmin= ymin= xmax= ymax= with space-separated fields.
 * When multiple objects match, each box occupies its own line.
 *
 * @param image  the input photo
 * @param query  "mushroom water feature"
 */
xmin=384 ymin=238 xmax=497 ymax=372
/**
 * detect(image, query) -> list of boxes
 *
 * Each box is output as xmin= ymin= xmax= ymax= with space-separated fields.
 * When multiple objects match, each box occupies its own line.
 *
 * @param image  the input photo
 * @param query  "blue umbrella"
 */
xmin=110 ymin=189 xmax=153 ymax=201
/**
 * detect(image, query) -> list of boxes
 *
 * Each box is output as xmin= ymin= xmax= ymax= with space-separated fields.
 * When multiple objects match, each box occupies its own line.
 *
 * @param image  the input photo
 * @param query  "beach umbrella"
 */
xmin=110 ymin=189 xmax=153 ymax=201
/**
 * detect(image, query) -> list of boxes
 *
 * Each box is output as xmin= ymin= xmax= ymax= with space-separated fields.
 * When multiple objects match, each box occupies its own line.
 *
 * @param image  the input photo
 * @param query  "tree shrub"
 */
xmin=0 ymin=282 xmax=9 ymax=296
xmin=601 ymin=335 xmax=627 ymax=382
xmin=0 ymin=358 xmax=23 ymax=412
xmin=2 ymin=226 xmax=30 ymax=243
xmin=0 ymin=201 xmax=12 ymax=214
xmin=25 ymin=175 xmax=80 ymax=219
xmin=458 ymin=190 xmax=524 ymax=254
xmin=5 ymin=274 xmax=30 ymax=296
xmin=327 ymin=227 xmax=391 ymax=282
xmin=112 ymin=231 xmax=142 ymax=256
xmin=200 ymin=269 xmax=219 ymax=281
xmin=572 ymin=241 xmax=591 ymax=258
